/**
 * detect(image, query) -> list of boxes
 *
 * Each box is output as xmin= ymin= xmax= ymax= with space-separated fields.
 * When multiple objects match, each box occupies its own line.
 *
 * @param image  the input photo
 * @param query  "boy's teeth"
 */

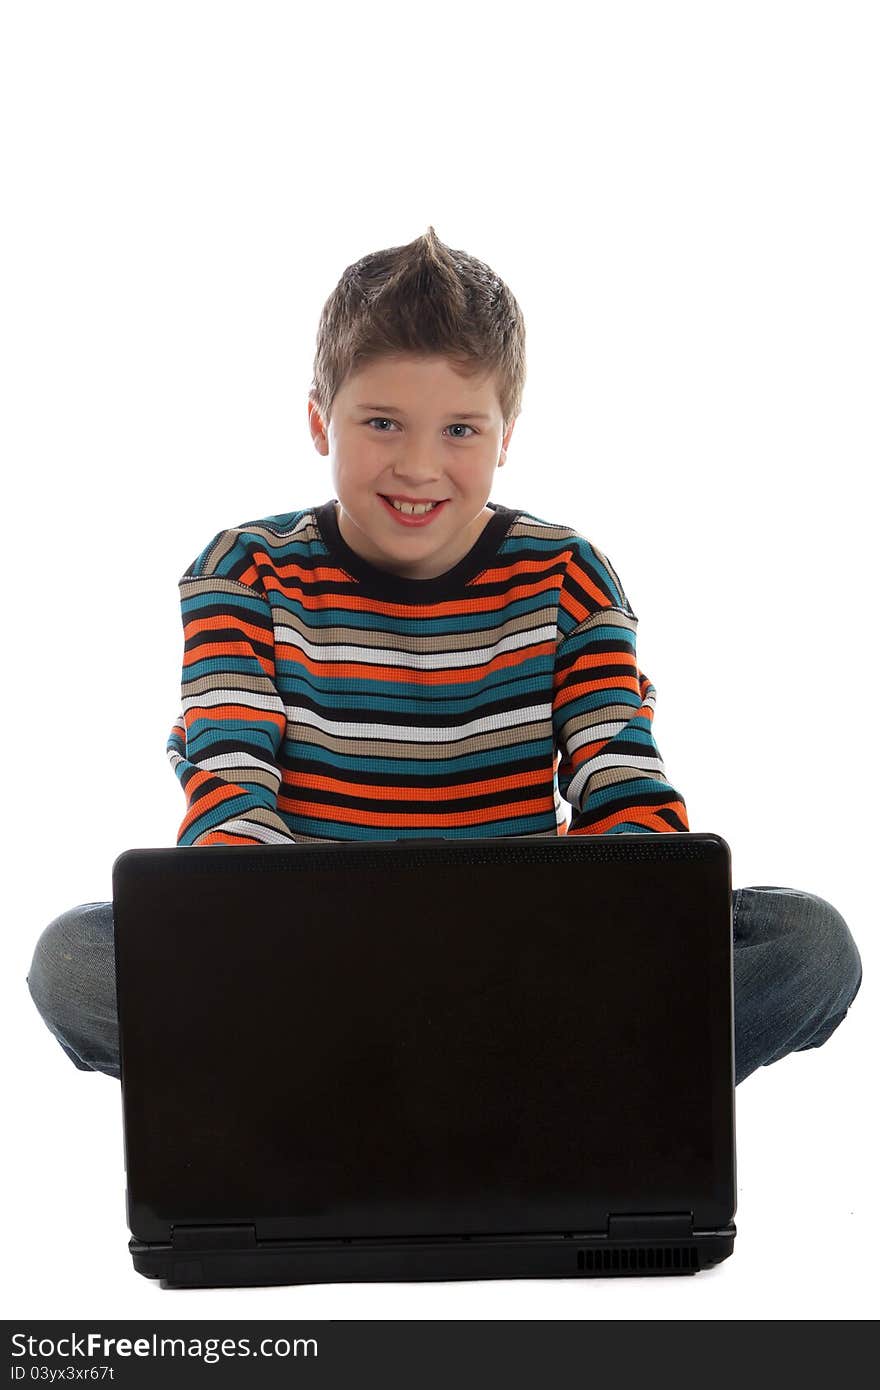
xmin=389 ymin=498 xmax=439 ymax=514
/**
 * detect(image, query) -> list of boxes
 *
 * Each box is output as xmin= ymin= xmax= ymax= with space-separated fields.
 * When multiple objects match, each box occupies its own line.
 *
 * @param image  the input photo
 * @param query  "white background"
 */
xmin=3 ymin=0 xmax=877 ymax=1322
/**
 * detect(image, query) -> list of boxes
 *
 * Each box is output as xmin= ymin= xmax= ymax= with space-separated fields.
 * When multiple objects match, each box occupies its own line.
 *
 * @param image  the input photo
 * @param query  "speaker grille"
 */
xmin=577 ymin=1245 xmax=699 ymax=1273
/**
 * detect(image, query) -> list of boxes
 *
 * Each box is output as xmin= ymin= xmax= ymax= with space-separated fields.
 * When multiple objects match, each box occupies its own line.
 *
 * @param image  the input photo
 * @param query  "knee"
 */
xmin=791 ymin=892 xmax=862 ymax=1018
xmin=27 ymin=902 xmax=113 ymax=1027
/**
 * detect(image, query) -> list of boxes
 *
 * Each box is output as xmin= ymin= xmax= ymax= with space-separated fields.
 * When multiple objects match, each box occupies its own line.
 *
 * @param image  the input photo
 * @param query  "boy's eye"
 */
xmin=363 ymin=417 xmax=476 ymax=438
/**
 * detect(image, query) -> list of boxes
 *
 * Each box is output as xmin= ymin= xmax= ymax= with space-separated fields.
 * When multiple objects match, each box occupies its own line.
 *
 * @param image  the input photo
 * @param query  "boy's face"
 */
xmin=309 ymin=354 xmax=516 ymax=579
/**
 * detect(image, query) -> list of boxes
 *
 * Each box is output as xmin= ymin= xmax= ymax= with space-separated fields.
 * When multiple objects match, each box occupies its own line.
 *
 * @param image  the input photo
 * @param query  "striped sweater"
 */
xmin=166 ymin=499 xmax=689 ymax=845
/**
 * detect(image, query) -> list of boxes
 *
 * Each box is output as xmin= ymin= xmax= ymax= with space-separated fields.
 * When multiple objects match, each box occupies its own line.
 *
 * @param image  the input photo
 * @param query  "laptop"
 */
xmin=111 ymin=831 xmax=736 ymax=1286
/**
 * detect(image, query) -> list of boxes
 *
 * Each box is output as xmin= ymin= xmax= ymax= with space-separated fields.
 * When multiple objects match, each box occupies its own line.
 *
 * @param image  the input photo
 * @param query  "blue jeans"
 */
xmin=26 ymin=887 xmax=862 ymax=1086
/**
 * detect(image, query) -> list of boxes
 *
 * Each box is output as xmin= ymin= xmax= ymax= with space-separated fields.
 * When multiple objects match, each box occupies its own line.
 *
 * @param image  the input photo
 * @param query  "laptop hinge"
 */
xmin=172 ymin=1224 xmax=257 ymax=1252
xmin=607 ymin=1212 xmax=694 ymax=1240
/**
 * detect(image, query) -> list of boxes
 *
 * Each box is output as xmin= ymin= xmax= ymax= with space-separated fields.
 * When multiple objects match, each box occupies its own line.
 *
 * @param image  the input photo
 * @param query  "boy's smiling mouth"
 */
xmin=380 ymin=494 xmax=447 ymax=504
xmin=378 ymin=495 xmax=450 ymax=524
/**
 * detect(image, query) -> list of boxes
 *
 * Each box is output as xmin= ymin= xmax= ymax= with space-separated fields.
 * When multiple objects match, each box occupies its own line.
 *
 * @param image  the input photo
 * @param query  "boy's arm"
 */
xmin=166 ymin=572 xmax=296 ymax=847
xmin=553 ymin=602 xmax=689 ymax=836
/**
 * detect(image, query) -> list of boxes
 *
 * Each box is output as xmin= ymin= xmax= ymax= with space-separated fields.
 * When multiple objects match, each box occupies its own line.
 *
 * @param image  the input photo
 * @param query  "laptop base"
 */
xmin=131 ymin=1226 xmax=736 ymax=1288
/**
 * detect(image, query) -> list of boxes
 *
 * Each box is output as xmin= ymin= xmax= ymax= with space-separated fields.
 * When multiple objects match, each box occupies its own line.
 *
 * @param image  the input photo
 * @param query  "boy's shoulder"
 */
xmin=180 ymin=505 xmax=322 ymax=583
xmin=507 ymin=504 xmax=635 ymax=617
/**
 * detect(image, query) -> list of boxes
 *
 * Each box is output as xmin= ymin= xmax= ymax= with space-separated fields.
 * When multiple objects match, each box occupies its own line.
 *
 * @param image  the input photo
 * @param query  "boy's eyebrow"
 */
xmin=356 ymin=402 xmax=492 ymax=421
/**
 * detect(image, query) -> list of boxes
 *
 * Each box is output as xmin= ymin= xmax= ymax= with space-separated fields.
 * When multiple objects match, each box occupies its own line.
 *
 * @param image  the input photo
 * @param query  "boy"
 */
xmin=28 ymin=226 xmax=861 ymax=1084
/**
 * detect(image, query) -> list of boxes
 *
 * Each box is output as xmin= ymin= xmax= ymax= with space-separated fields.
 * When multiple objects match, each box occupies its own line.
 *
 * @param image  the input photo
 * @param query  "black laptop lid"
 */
xmin=112 ymin=833 xmax=735 ymax=1245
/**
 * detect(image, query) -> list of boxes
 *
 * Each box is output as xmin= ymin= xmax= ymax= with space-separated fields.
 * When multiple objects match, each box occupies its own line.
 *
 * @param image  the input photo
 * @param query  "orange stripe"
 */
xmin=179 ymin=776 xmax=248 ymax=832
xmin=187 ymin=801 xmax=687 ymax=839
xmin=264 ymin=570 xmax=560 ymax=619
xmin=278 ymin=765 xmax=549 ymax=805
xmin=194 ymin=830 xmax=265 ymax=846
xmin=274 ymin=639 xmax=555 ymax=686
xmin=558 ymin=677 xmax=642 ymax=707
xmin=567 ymin=558 xmax=622 ymax=612
xmin=275 ymin=794 xmax=557 ymax=831
xmin=562 ymin=649 xmax=635 ymax=670
xmin=237 ymin=562 xmax=262 ymax=589
xmin=183 ymin=704 xmax=286 ymax=727
xmin=183 ymin=637 xmax=274 ymax=677
xmin=553 ymin=656 xmax=639 ymax=697
xmin=568 ymin=802 xmax=688 ymax=835
xmin=183 ymin=612 xmax=272 ymax=642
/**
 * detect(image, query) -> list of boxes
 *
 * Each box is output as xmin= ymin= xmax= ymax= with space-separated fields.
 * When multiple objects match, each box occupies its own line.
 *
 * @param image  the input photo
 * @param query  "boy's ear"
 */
xmin=308 ymin=399 xmax=328 ymax=453
xmin=500 ymin=416 xmax=517 ymax=460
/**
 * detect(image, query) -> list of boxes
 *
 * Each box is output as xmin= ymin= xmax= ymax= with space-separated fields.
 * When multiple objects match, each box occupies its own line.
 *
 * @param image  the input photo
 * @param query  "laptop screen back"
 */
xmin=113 ymin=835 xmax=735 ymax=1243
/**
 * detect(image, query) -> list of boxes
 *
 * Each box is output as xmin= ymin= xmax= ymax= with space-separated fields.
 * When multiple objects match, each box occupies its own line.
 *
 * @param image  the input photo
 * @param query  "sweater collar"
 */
xmin=313 ymin=498 xmax=517 ymax=602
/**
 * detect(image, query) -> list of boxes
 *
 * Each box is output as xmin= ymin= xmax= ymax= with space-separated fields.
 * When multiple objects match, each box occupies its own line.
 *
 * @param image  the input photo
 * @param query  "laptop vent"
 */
xmin=577 ymin=1246 xmax=699 ymax=1273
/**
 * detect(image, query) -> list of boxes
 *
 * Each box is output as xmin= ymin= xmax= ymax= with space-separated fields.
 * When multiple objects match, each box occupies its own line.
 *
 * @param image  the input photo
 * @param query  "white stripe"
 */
xmin=196 ymin=752 xmax=282 ymax=783
xmin=281 ymin=702 xmax=551 ymax=744
xmin=180 ymin=689 xmax=284 ymax=714
xmin=565 ymin=719 xmax=635 ymax=748
xmin=568 ymin=752 xmax=670 ymax=805
xmin=206 ymin=818 xmax=295 ymax=844
xmin=273 ymin=623 xmax=558 ymax=671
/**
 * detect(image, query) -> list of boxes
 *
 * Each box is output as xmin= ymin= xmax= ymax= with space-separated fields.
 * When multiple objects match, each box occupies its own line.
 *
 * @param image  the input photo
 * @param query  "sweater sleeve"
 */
xmin=165 ymin=567 xmax=296 ymax=847
xmin=553 ymin=545 xmax=689 ymax=835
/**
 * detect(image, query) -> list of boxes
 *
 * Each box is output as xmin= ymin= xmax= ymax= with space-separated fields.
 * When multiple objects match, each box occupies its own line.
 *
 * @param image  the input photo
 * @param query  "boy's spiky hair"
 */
xmin=309 ymin=225 xmax=526 ymax=429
